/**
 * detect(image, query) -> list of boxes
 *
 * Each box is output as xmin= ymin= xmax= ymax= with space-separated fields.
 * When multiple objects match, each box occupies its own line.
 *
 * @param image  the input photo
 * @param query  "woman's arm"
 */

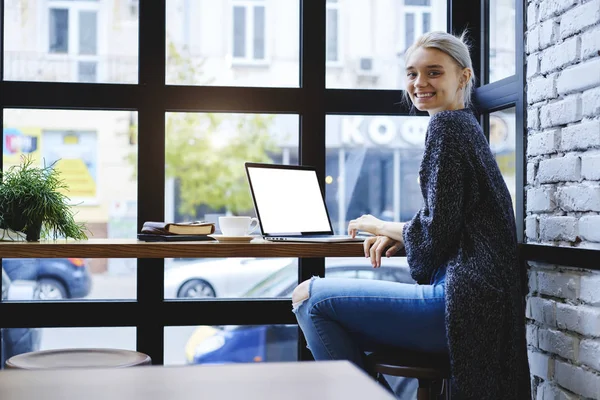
xmin=347 ymin=215 xmax=405 ymax=241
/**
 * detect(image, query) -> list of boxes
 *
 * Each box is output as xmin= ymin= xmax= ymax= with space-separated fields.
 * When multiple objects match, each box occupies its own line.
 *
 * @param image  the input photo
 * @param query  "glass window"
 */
xmin=489 ymin=107 xmax=516 ymax=213
xmin=166 ymin=325 xmax=297 ymax=366
xmin=49 ymin=9 xmax=69 ymax=54
xmin=166 ymin=0 xmax=299 ymax=87
xmin=325 ymin=115 xmax=429 ymax=232
xmin=489 ymin=0 xmax=516 ymax=82
xmin=163 ymin=112 xmax=299 ymax=299
xmin=326 ymin=0 xmax=446 ymax=89
xmin=4 ymin=0 xmax=138 ymax=83
xmin=3 ymin=109 xmax=139 ymax=300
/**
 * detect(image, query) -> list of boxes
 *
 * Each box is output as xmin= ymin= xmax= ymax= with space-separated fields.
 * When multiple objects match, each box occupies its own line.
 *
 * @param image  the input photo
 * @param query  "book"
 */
xmin=137 ymin=233 xmax=215 ymax=242
xmin=141 ymin=221 xmax=216 ymax=235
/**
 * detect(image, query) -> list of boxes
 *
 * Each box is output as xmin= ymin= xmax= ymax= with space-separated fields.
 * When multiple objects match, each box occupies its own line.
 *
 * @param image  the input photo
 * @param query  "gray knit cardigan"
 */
xmin=402 ymin=108 xmax=531 ymax=399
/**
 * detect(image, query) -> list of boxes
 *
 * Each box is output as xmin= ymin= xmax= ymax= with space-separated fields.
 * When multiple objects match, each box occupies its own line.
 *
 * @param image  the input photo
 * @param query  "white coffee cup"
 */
xmin=218 ymin=216 xmax=259 ymax=236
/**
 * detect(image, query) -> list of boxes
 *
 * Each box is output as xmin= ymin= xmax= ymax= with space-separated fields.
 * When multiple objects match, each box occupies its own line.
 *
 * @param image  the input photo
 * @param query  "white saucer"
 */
xmin=208 ymin=234 xmax=257 ymax=243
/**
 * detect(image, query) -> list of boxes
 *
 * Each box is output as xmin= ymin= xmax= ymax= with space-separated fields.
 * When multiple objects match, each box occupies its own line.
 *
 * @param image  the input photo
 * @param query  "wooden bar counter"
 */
xmin=0 ymin=238 xmax=370 ymax=259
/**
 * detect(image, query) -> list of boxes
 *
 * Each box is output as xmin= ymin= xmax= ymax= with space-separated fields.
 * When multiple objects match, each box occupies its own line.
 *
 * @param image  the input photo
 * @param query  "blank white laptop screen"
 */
xmin=247 ymin=166 xmax=332 ymax=234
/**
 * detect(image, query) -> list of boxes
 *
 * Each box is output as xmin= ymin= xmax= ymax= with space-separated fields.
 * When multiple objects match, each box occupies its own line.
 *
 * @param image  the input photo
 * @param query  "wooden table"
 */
xmin=0 ymin=238 xmax=376 ymax=258
xmin=0 ymin=360 xmax=396 ymax=400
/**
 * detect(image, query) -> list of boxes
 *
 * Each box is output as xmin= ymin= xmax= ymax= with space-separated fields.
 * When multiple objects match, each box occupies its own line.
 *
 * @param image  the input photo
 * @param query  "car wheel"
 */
xmin=36 ymin=278 xmax=68 ymax=300
xmin=178 ymin=279 xmax=216 ymax=298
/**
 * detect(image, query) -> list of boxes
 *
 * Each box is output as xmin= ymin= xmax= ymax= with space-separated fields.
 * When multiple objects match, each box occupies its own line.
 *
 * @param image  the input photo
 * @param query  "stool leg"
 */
xmin=417 ymin=379 xmax=431 ymax=400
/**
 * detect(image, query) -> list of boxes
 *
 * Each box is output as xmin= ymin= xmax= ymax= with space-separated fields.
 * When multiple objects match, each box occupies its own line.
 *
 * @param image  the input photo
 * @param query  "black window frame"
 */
xmin=1 ymin=0 xmax=598 ymax=368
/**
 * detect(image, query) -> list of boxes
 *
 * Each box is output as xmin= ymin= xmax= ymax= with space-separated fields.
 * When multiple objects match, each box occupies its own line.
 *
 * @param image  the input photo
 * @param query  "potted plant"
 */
xmin=0 ymin=154 xmax=88 ymax=241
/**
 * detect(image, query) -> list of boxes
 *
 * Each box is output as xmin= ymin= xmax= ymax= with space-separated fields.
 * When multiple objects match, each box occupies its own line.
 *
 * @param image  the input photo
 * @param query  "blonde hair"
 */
xmin=403 ymin=31 xmax=476 ymax=109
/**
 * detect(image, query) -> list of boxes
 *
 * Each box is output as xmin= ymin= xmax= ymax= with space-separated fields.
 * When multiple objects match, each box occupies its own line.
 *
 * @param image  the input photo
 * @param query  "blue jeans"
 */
xmin=292 ymin=266 xmax=448 ymax=373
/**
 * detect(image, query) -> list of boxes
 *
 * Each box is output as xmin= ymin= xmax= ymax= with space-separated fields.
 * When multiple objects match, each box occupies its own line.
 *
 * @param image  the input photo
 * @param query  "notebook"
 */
xmin=245 ymin=162 xmax=368 ymax=243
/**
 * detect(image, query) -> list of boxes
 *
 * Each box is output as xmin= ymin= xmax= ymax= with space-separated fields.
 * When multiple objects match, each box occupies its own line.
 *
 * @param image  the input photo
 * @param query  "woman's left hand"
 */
xmin=348 ymin=214 xmax=384 ymax=237
xmin=363 ymin=235 xmax=404 ymax=268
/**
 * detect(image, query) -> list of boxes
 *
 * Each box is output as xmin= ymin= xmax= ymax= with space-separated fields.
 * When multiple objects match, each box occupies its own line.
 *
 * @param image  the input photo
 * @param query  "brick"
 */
xmin=539 ymin=328 xmax=579 ymax=360
xmin=540 ymin=216 xmax=578 ymax=241
xmin=541 ymin=19 xmax=560 ymax=48
xmin=556 ymin=58 xmax=600 ymax=95
xmin=580 ymin=215 xmax=600 ymax=243
xmin=556 ymin=303 xmax=600 ymax=336
xmin=528 ymin=2 xmax=538 ymax=27
xmin=526 ymin=215 xmax=539 ymax=240
xmin=529 ymin=26 xmax=541 ymax=53
xmin=582 ymin=25 xmax=600 ymax=60
xmin=540 ymin=37 xmax=580 ymax=73
xmin=580 ymin=271 xmax=600 ymax=304
xmin=583 ymin=87 xmax=600 ymax=118
xmin=582 ymin=155 xmax=600 ymax=181
xmin=560 ymin=120 xmax=600 ymax=151
xmin=539 ymin=0 xmax=578 ymax=21
xmin=528 ymin=350 xmax=554 ymax=380
xmin=527 ymin=187 xmax=557 ymax=212
xmin=537 ymin=270 xmax=580 ymax=299
xmin=579 ymin=339 xmax=600 ymax=370
xmin=540 ymin=96 xmax=582 ymax=128
xmin=528 ymin=323 xmax=539 ymax=347
xmin=560 ymin=0 xmax=600 ymax=39
xmin=530 ymin=270 xmax=539 ymax=292
xmin=528 ymin=296 xmax=557 ymax=326
xmin=556 ymin=185 xmax=600 ymax=212
xmin=537 ymin=157 xmax=581 ymax=183
xmin=529 ymin=130 xmax=560 ymax=155
xmin=528 ymin=162 xmax=536 ymax=185
xmin=528 ymin=53 xmax=540 ymax=78
xmin=530 ymin=74 xmax=558 ymax=104
xmin=554 ymin=360 xmax=600 ymax=399
xmin=538 ymin=381 xmax=581 ymax=400
xmin=528 ymin=107 xmax=540 ymax=130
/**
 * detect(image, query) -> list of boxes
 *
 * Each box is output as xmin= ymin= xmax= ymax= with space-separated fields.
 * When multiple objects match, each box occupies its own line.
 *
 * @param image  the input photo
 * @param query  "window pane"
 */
xmin=326 ymin=0 xmax=446 ymax=89
xmin=1 ymin=327 xmax=136 ymax=369
xmin=79 ymin=11 xmax=97 ymax=55
xmin=253 ymin=6 xmax=265 ymax=60
xmin=49 ymin=9 xmax=69 ymax=54
xmin=422 ymin=12 xmax=431 ymax=34
xmin=3 ymin=109 xmax=139 ymax=300
xmin=325 ymin=115 xmax=429 ymax=232
xmin=167 ymin=1 xmax=300 ymax=87
xmin=489 ymin=0 xmax=515 ymax=82
xmin=166 ymin=325 xmax=297 ymax=366
xmin=489 ymin=107 xmax=516 ymax=213
xmin=4 ymin=0 xmax=139 ymax=83
xmin=164 ymin=112 xmax=299 ymax=299
xmin=405 ymin=13 xmax=415 ymax=50
xmin=233 ymin=6 xmax=247 ymax=58
xmin=326 ymin=8 xmax=339 ymax=62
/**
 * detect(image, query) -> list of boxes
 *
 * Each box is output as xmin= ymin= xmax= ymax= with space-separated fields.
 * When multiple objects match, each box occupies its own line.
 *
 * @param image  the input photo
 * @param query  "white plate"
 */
xmin=208 ymin=234 xmax=257 ymax=243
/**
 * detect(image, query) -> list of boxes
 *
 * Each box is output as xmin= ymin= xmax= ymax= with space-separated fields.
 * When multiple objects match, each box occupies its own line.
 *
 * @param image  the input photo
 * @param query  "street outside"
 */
xmin=39 ymin=273 xmax=196 ymax=366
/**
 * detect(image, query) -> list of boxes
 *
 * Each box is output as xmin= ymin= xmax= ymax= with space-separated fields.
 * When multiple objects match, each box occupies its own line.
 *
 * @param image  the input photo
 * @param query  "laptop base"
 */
xmin=264 ymin=235 xmax=367 ymax=243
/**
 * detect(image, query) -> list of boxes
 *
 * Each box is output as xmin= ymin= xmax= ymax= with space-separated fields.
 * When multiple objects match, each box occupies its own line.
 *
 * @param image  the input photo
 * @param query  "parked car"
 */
xmin=1 ymin=268 xmax=42 ymax=368
xmin=2 ymin=258 xmax=92 ymax=300
xmin=164 ymin=257 xmax=294 ymax=299
xmin=184 ymin=257 xmax=414 ymax=364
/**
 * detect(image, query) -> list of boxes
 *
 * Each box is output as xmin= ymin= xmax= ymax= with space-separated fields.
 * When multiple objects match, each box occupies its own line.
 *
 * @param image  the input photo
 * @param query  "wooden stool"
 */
xmin=366 ymin=349 xmax=451 ymax=400
xmin=5 ymin=348 xmax=152 ymax=370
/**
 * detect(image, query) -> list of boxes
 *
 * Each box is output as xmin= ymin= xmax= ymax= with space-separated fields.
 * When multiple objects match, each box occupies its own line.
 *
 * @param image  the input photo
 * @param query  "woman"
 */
xmin=292 ymin=31 xmax=530 ymax=399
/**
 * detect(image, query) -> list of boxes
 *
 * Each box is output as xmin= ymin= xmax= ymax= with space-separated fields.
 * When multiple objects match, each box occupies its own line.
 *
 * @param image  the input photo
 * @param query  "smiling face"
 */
xmin=405 ymin=47 xmax=471 ymax=115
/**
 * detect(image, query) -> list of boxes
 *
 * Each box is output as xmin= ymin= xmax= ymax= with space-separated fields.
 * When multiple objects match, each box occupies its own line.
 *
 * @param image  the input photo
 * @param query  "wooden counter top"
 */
xmin=0 ymin=238 xmax=372 ymax=258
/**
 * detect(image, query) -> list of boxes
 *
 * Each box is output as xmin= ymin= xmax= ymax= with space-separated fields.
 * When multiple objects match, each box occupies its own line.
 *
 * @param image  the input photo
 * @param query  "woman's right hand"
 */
xmin=363 ymin=236 xmax=404 ymax=268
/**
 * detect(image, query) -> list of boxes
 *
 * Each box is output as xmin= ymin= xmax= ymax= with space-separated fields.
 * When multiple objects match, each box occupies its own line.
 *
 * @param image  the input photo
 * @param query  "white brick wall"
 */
xmin=526 ymin=0 xmax=600 ymax=397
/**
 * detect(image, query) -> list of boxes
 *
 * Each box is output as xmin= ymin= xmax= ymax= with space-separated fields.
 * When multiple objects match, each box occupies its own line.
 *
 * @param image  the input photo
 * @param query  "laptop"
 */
xmin=245 ymin=162 xmax=368 ymax=243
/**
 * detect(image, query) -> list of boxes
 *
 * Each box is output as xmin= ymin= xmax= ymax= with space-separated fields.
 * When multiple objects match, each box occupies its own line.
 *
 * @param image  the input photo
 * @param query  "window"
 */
xmin=403 ymin=0 xmax=433 ymax=51
xmin=232 ymin=0 xmax=266 ymax=63
xmin=326 ymin=0 xmax=340 ymax=64
xmin=47 ymin=1 xmax=100 ymax=83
